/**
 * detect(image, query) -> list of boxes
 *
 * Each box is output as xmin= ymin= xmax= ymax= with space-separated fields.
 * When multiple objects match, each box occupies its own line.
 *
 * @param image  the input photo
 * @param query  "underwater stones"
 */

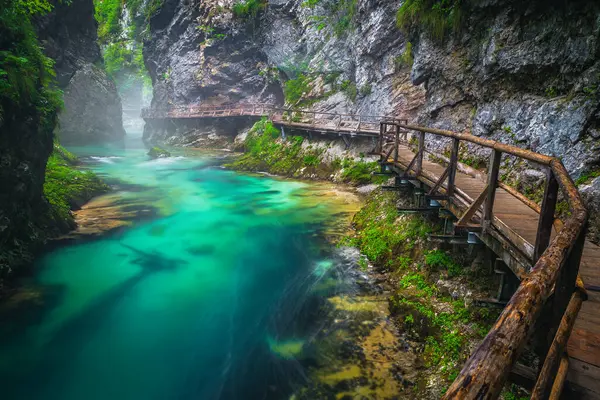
xmin=147 ymin=146 xmax=171 ymax=159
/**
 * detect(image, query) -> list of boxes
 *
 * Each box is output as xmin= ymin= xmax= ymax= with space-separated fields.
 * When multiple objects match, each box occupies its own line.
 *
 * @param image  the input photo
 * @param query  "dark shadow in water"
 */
xmin=2 ymin=244 xmax=188 ymax=397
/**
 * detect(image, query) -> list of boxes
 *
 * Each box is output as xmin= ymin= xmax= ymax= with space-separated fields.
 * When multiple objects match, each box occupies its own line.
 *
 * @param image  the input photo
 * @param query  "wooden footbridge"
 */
xmin=143 ymin=104 xmax=600 ymax=399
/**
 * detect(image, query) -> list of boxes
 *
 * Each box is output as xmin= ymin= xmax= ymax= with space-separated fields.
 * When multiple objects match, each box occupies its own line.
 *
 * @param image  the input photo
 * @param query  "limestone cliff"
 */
xmin=36 ymin=0 xmax=125 ymax=143
xmin=141 ymin=0 xmax=600 ymax=240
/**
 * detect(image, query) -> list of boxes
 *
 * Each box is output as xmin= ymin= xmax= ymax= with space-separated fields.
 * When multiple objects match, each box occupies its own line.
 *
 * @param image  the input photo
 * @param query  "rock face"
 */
xmin=142 ymin=0 xmax=600 ymax=240
xmin=36 ymin=0 xmax=125 ymax=143
xmin=59 ymin=64 xmax=125 ymax=143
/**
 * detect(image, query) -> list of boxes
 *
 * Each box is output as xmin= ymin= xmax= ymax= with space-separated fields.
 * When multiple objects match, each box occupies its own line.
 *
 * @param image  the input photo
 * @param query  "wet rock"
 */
xmin=148 ymin=146 xmax=171 ymax=159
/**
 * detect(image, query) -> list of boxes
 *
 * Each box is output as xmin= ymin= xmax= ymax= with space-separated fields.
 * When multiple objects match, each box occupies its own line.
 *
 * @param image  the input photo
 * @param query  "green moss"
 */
xmin=575 ymin=169 xmax=600 ymax=186
xmin=44 ymin=144 xmax=110 ymax=230
xmin=349 ymin=191 xmax=432 ymax=264
xmin=339 ymin=158 xmax=385 ymax=185
xmin=147 ymin=146 xmax=171 ymax=159
xmin=396 ymin=0 xmax=462 ymax=40
xmin=226 ymin=118 xmax=328 ymax=176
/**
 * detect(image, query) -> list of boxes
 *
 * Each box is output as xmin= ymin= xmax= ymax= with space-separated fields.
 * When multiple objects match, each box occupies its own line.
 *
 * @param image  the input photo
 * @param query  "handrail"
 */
xmin=141 ymin=104 xmax=398 ymax=124
xmin=378 ymin=120 xmax=588 ymax=400
xmin=143 ymin=104 xmax=589 ymax=399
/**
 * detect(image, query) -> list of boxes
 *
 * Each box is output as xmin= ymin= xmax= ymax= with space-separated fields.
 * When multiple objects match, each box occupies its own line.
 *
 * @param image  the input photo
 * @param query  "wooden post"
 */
xmin=534 ymin=169 xmax=559 ymax=262
xmin=482 ymin=150 xmax=502 ymax=230
xmin=545 ymin=222 xmax=587 ymax=353
xmin=415 ymin=131 xmax=425 ymax=175
xmin=447 ymin=138 xmax=460 ymax=197
xmin=378 ymin=123 xmax=384 ymax=154
xmin=394 ymin=125 xmax=400 ymax=163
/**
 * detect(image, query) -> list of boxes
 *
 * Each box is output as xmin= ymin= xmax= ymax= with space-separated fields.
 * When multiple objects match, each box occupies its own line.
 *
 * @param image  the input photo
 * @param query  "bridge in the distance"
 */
xmin=142 ymin=103 xmax=600 ymax=399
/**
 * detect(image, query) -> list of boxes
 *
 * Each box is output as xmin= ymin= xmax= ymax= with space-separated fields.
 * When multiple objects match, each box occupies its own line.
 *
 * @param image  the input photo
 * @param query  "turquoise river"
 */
xmin=0 ymin=136 xmax=375 ymax=400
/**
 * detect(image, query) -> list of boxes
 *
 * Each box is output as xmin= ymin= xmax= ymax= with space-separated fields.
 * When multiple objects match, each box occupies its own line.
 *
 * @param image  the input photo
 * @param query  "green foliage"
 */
xmin=0 ymin=0 xmax=62 ymax=128
xmin=331 ymin=0 xmax=357 ymax=37
xmin=340 ymin=79 xmax=357 ymax=101
xmin=339 ymin=158 xmax=384 ymax=185
xmin=44 ymin=144 xmax=109 ymax=227
xmin=545 ymin=85 xmax=558 ymax=98
xmin=394 ymin=42 xmax=414 ymax=71
xmin=227 ymin=118 xmax=328 ymax=175
xmin=232 ymin=0 xmax=266 ymax=19
xmin=359 ymin=83 xmax=372 ymax=96
xmin=94 ymin=0 xmax=122 ymax=44
xmin=399 ymin=272 xmax=437 ymax=296
xmin=575 ymin=169 xmax=600 ymax=186
xmin=396 ymin=0 xmax=463 ymax=40
xmin=351 ymin=191 xmax=432 ymax=264
xmin=301 ymin=0 xmax=320 ymax=8
xmin=358 ymin=255 xmax=368 ymax=271
xmin=425 ymin=249 xmax=462 ymax=277
xmin=284 ymin=73 xmax=312 ymax=104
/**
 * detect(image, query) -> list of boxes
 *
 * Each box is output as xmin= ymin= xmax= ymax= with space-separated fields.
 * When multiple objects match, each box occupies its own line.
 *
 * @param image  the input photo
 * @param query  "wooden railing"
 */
xmin=144 ymin=104 xmax=589 ymax=398
xmin=378 ymin=121 xmax=588 ymax=400
xmin=141 ymin=104 xmax=391 ymax=135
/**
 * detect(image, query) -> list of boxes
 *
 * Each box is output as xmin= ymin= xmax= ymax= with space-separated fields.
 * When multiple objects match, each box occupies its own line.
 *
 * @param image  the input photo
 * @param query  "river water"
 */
xmin=0 ymin=136 xmax=374 ymax=400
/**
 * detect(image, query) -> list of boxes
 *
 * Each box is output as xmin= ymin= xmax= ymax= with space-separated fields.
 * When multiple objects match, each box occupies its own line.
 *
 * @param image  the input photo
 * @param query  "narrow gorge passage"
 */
xmin=0 ymin=135 xmax=368 ymax=400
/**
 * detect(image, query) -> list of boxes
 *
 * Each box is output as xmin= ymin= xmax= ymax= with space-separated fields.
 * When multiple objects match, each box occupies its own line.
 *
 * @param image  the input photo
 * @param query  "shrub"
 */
xmin=232 ymin=0 xmax=266 ymax=19
xmin=359 ymin=83 xmax=372 ymax=96
xmin=340 ymin=80 xmax=357 ymax=101
xmin=396 ymin=0 xmax=462 ymax=40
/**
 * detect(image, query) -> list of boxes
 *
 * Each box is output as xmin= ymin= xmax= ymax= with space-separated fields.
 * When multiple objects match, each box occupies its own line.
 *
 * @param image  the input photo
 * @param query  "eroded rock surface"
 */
xmin=141 ymin=0 xmax=600 ymax=239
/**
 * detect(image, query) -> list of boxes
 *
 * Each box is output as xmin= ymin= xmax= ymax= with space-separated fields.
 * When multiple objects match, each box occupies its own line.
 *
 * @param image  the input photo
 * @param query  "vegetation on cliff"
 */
xmin=0 ymin=0 xmax=109 ymax=290
xmin=226 ymin=118 xmax=384 ymax=185
xmin=44 ymin=144 xmax=110 ymax=231
xmin=93 ymin=0 xmax=151 ymax=95
xmin=0 ymin=0 xmax=63 ymax=128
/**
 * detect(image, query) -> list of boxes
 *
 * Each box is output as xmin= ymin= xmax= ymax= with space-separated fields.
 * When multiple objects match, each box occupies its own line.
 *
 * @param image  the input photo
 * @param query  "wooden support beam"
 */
xmin=394 ymin=125 xmax=400 ymax=163
xmin=456 ymin=185 xmax=489 ymax=226
xmin=403 ymin=149 xmax=423 ymax=178
xmin=416 ymin=131 xmax=425 ymax=175
xmin=483 ymin=150 xmax=502 ymax=230
xmin=534 ymin=169 xmax=559 ymax=262
xmin=428 ymin=166 xmax=450 ymax=195
xmin=447 ymin=138 xmax=460 ymax=196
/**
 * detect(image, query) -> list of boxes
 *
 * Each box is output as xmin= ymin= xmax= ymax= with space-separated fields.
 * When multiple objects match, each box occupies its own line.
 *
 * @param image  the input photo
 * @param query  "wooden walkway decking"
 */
xmin=387 ymin=143 xmax=600 ymax=398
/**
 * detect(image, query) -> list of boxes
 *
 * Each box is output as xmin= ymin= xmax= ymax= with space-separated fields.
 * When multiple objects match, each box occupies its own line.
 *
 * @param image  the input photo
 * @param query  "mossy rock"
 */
xmin=148 ymin=146 xmax=171 ymax=159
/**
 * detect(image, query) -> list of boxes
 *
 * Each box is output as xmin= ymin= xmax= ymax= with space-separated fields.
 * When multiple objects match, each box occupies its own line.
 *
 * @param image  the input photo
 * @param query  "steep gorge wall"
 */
xmin=142 ymin=0 xmax=600 ymax=239
xmin=36 ymin=0 xmax=125 ymax=143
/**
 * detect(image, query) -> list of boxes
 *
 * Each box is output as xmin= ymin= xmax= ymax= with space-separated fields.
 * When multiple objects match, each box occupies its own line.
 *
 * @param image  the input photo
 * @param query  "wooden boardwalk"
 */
xmin=142 ymin=104 xmax=599 ymax=398
xmin=385 ymin=143 xmax=600 ymax=398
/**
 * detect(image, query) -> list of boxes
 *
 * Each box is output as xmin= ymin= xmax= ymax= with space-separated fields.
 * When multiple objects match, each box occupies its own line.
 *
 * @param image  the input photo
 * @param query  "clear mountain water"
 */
xmin=0 ymin=137 xmax=364 ymax=400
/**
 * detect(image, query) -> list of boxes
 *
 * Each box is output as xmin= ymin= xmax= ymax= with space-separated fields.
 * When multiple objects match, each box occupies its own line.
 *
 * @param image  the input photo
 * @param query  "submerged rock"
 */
xmin=148 ymin=146 xmax=171 ymax=159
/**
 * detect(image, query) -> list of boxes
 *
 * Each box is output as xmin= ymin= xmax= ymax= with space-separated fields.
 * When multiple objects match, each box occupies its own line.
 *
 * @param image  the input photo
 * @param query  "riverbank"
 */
xmin=224 ymin=118 xmax=530 ymax=398
xmin=0 ymin=144 xmax=109 ymax=296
